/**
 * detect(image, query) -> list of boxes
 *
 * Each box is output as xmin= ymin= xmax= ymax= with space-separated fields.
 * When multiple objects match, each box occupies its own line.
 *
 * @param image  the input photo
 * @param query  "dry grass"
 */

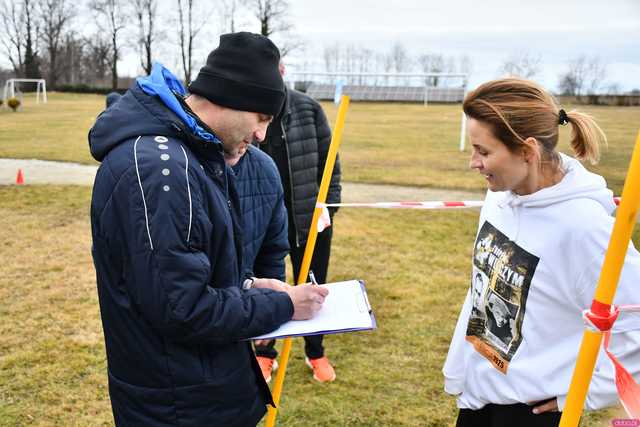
xmin=0 ymin=93 xmax=103 ymax=165
xmin=1 ymin=186 xmax=636 ymax=426
xmin=0 ymin=185 xmax=112 ymax=425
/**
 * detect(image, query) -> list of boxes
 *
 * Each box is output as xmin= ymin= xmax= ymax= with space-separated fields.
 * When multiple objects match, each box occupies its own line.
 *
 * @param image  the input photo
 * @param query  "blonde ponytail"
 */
xmin=565 ymin=110 xmax=607 ymax=164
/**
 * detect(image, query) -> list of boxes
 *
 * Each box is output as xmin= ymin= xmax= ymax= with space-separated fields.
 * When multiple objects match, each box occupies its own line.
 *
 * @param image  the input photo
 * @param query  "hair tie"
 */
xmin=558 ymin=109 xmax=569 ymax=126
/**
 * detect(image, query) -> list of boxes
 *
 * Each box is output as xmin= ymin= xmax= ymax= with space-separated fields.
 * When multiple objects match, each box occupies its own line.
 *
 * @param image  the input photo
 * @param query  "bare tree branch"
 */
xmin=244 ymin=0 xmax=291 ymax=37
xmin=133 ymin=0 xmax=158 ymax=75
xmin=83 ymin=33 xmax=111 ymax=84
xmin=558 ymin=55 xmax=588 ymax=96
xmin=585 ymin=56 xmax=607 ymax=95
xmin=23 ymin=0 xmax=41 ymax=79
xmin=243 ymin=0 xmax=302 ymax=57
xmin=39 ymin=0 xmax=74 ymax=87
xmin=90 ymin=0 xmax=127 ymax=89
xmin=417 ymin=53 xmax=446 ymax=86
xmin=0 ymin=0 xmax=26 ymax=75
xmin=499 ymin=52 xmax=541 ymax=79
xmin=558 ymin=55 xmax=608 ymax=97
xmin=176 ymin=0 xmax=208 ymax=85
xmin=219 ymin=0 xmax=241 ymax=33
xmin=391 ymin=42 xmax=410 ymax=73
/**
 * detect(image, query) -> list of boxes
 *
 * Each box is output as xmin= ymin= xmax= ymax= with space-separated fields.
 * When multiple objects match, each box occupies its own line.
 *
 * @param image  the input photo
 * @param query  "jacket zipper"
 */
xmin=280 ymin=118 xmax=300 ymax=248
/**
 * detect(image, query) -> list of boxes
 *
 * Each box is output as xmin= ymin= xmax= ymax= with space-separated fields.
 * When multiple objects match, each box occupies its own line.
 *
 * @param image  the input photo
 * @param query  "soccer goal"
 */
xmin=2 ymin=78 xmax=48 ymax=106
xmin=284 ymin=72 xmax=469 ymax=151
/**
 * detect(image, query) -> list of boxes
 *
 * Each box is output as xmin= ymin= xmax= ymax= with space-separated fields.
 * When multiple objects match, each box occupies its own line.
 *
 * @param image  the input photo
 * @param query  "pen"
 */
xmin=308 ymin=270 xmax=319 ymax=285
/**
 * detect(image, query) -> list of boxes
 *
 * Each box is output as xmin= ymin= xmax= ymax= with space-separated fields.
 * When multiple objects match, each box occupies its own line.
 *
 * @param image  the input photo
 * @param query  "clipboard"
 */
xmin=251 ymin=280 xmax=376 ymax=340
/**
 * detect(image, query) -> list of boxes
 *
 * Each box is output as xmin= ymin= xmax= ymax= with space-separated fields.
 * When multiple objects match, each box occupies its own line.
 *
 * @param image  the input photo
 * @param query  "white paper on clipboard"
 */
xmin=251 ymin=280 xmax=375 ymax=340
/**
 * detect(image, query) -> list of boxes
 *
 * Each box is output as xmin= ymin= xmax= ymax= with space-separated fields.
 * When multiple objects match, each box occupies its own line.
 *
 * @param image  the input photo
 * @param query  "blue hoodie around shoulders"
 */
xmin=88 ymin=63 xmax=293 ymax=426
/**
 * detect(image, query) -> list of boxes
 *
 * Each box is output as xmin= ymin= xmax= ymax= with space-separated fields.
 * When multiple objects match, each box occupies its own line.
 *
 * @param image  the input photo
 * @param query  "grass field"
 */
xmin=2 ymin=93 xmax=639 ymax=194
xmin=1 ymin=93 xmax=639 ymax=426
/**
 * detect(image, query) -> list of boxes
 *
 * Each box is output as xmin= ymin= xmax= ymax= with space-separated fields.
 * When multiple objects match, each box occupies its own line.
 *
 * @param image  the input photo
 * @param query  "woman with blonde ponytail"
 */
xmin=443 ymin=78 xmax=640 ymax=427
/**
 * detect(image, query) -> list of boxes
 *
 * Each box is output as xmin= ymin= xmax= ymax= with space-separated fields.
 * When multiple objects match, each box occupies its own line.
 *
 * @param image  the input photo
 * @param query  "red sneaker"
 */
xmin=257 ymin=356 xmax=278 ymax=383
xmin=305 ymin=356 xmax=336 ymax=383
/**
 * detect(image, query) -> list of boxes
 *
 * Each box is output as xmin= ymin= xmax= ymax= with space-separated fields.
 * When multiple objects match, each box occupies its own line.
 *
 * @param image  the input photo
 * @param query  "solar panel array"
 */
xmin=305 ymin=84 xmax=464 ymax=103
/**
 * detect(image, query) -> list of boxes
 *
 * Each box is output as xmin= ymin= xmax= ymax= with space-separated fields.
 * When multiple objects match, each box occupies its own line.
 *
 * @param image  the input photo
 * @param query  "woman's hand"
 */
xmin=532 ymin=398 xmax=558 ymax=414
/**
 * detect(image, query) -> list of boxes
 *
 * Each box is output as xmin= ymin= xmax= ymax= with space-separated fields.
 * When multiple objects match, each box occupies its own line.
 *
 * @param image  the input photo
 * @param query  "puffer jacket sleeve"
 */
xmin=120 ymin=137 xmax=293 ymax=344
xmin=253 ymin=180 xmax=289 ymax=281
xmin=315 ymin=102 xmax=341 ymax=207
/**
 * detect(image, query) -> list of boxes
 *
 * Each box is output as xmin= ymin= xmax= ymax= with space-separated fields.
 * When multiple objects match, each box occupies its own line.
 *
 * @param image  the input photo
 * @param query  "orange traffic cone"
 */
xmin=16 ymin=169 xmax=24 ymax=185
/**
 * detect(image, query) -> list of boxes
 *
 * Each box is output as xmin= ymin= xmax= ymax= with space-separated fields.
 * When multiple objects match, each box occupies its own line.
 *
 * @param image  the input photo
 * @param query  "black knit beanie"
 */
xmin=189 ymin=32 xmax=285 ymax=116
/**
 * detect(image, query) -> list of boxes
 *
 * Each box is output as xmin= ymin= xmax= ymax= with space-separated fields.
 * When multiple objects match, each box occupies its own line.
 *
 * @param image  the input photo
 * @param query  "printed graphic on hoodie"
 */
xmin=465 ymin=220 xmax=539 ymax=374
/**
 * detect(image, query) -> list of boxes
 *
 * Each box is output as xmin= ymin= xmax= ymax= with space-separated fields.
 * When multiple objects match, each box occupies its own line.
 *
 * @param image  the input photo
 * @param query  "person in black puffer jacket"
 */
xmin=255 ymin=62 xmax=342 ymax=384
xmin=89 ymin=33 xmax=328 ymax=426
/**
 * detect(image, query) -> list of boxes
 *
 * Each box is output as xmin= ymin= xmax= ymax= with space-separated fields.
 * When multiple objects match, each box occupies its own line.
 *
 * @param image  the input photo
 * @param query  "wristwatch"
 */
xmin=242 ymin=277 xmax=256 ymax=290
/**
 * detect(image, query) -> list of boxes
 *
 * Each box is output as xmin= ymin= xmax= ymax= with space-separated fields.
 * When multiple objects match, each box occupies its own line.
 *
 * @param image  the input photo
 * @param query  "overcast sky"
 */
xmin=4 ymin=0 xmax=637 ymax=93
xmin=278 ymin=0 xmax=640 ymax=92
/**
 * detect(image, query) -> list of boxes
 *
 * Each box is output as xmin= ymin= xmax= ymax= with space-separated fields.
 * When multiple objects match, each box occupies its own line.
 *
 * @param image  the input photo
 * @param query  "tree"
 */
xmin=380 ymin=51 xmax=393 ymax=84
xmin=90 ymin=0 xmax=126 ymax=90
xmin=54 ymin=31 xmax=110 ymax=86
xmin=133 ymin=0 xmax=158 ymax=75
xmin=359 ymin=47 xmax=373 ymax=83
xmin=58 ymin=31 xmax=84 ymax=85
xmin=558 ymin=55 xmax=607 ymax=96
xmin=604 ymin=83 xmax=621 ymax=95
xmin=344 ymin=44 xmax=356 ymax=75
xmin=245 ymin=0 xmax=290 ymax=37
xmin=584 ymin=57 xmax=607 ymax=95
xmin=559 ymin=55 xmax=588 ymax=96
xmin=176 ymin=0 xmax=207 ymax=85
xmin=219 ymin=0 xmax=240 ymax=33
xmin=322 ymin=43 xmax=339 ymax=73
xmin=83 ymin=34 xmax=111 ymax=83
xmin=22 ymin=0 xmax=41 ymax=79
xmin=39 ymin=0 xmax=74 ymax=88
xmin=499 ymin=52 xmax=541 ymax=79
xmin=244 ymin=0 xmax=302 ymax=57
xmin=0 ymin=0 xmax=26 ymax=75
xmin=390 ymin=42 xmax=410 ymax=73
xmin=558 ymin=72 xmax=579 ymax=96
xmin=458 ymin=54 xmax=473 ymax=77
xmin=417 ymin=53 xmax=445 ymax=86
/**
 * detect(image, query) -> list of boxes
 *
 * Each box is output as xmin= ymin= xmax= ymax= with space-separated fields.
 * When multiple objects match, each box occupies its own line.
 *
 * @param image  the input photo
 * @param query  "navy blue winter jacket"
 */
xmin=232 ymin=146 xmax=289 ymax=282
xmin=89 ymin=63 xmax=293 ymax=426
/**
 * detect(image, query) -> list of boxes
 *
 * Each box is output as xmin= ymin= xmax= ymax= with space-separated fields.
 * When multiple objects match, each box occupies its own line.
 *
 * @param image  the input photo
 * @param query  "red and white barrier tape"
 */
xmin=319 ymin=200 xmax=485 ymax=210
xmin=319 ymin=197 xmax=621 ymax=211
xmin=316 ymin=196 xmax=621 ymax=232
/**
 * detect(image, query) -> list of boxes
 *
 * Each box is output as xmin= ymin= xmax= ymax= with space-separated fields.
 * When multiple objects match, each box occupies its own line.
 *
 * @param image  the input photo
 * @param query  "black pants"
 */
xmin=255 ymin=225 xmax=333 ymax=360
xmin=456 ymin=403 xmax=562 ymax=427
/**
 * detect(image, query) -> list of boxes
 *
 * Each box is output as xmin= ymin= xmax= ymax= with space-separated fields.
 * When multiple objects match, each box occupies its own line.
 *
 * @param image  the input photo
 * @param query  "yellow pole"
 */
xmin=265 ymin=95 xmax=351 ymax=427
xmin=560 ymin=130 xmax=640 ymax=427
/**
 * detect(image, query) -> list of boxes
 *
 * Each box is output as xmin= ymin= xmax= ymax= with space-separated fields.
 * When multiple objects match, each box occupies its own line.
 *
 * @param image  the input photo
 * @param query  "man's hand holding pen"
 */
xmin=286 ymin=273 xmax=328 ymax=320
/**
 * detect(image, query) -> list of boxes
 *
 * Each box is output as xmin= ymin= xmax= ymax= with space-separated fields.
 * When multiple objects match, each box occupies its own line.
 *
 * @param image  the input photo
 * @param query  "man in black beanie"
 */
xmin=89 ymin=32 xmax=328 ymax=426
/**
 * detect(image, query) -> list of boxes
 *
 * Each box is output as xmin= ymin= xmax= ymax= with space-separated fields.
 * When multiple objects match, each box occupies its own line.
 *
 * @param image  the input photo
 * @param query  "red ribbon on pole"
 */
xmin=583 ymin=302 xmax=640 ymax=419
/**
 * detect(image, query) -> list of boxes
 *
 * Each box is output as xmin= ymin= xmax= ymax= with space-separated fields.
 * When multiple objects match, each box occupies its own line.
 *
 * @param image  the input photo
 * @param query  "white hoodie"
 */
xmin=443 ymin=153 xmax=640 ymax=411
